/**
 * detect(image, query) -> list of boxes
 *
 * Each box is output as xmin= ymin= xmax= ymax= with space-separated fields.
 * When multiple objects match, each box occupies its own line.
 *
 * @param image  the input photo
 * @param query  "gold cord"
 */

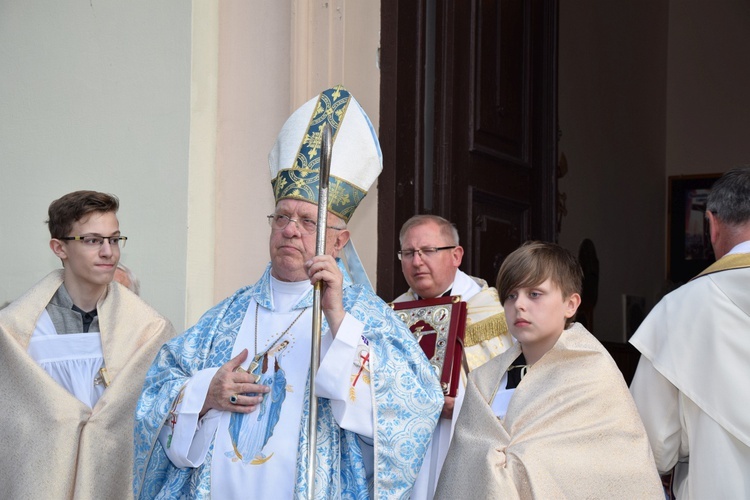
xmin=252 ymin=302 xmax=308 ymax=368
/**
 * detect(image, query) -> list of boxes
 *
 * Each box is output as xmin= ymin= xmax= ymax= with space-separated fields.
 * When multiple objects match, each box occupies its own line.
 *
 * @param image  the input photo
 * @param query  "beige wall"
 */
xmin=209 ymin=0 xmax=382 ymax=321
xmin=0 ymin=1 xmax=381 ymax=332
xmin=186 ymin=0 xmax=219 ymax=331
xmin=210 ymin=1 xmax=291 ymax=312
xmin=0 ymin=0 xmax=192 ymax=329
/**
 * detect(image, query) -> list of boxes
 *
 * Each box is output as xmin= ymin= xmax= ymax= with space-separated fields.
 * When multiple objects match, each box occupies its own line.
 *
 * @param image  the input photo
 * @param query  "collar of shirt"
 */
xmin=727 ymin=239 xmax=750 ymax=256
xmin=416 ymin=287 xmax=453 ymax=301
xmin=71 ymin=304 xmax=98 ymax=333
xmin=49 ymin=285 xmax=99 ymax=333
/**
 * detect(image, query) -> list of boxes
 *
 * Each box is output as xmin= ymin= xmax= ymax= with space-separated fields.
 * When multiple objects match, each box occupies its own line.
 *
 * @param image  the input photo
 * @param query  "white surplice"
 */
xmin=26 ymin=309 xmax=105 ymax=408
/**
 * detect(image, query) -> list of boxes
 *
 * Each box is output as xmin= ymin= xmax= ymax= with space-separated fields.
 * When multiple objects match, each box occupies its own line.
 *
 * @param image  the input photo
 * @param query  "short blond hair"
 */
xmin=497 ymin=241 xmax=582 ymax=328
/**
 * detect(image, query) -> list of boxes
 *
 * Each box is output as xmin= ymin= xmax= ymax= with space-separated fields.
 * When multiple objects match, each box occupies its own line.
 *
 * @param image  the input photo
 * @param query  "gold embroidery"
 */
xmin=464 ymin=313 xmax=508 ymax=347
xmin=250 ymin=452 xmax=275 ymax=465
xmin=694 ymin=252 xmax=750 ymax=280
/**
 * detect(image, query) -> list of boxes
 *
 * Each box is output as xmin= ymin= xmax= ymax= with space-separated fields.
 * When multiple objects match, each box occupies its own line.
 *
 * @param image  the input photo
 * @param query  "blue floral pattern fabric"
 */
xmin=134 ymin=261 xmax=442 ymax=499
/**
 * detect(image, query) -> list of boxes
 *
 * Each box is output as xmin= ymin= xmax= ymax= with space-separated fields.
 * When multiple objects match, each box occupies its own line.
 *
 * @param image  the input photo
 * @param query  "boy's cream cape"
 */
xmin=0 ymin=270 xmax=176 ymax=499
xmin=436 ymin=323 xmax=663 ymax=499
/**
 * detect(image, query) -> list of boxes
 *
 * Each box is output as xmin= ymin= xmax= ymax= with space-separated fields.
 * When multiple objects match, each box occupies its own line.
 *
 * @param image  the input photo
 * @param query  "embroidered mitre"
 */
xmin=268 ymin=85 xmax=382 ymax=223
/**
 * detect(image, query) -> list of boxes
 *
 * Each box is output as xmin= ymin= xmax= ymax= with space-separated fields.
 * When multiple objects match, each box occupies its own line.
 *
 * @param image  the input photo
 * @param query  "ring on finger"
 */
xmin=229 ymin=394 xmax=239 ymax=405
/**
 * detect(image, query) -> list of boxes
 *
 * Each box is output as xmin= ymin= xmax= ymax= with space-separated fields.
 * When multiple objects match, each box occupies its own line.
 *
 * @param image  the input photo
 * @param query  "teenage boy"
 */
xmin=435 ymin=241 xmax=663 ymax=499
xmin=0 ymin=190 xmax=176 ymax=499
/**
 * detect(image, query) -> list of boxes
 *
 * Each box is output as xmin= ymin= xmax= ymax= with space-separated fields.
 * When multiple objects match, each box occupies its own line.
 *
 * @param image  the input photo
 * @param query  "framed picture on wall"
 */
xmin=667 ymin=173 xmax=722 ymax=284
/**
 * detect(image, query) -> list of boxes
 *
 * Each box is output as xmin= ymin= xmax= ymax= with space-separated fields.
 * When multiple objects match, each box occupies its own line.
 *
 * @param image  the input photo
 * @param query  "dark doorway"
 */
xmin=378 ymin=0 xmax=560 ymax=300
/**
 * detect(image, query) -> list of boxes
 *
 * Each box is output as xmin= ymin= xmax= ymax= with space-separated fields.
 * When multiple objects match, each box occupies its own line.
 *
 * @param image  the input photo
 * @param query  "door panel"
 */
xmin=379 ymin=0 xmax=557 ymax=298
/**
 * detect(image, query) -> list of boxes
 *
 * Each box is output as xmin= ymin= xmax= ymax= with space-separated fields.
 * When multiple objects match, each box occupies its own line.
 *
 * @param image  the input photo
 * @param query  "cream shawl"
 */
xmin=435 ymin=323 xmax=663 ymax=499
xmin=0 ymin=270 xmax=176 ymax=499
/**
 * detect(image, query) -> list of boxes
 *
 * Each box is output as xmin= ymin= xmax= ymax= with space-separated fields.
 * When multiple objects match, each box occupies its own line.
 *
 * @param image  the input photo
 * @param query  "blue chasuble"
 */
xmin=134 ymin=261 xmax=442 ymax=499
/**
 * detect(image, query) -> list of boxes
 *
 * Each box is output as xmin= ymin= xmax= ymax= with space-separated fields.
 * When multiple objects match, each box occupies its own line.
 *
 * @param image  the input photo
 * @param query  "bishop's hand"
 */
xmin=201 ymin=349 xmax=270 ymax=417
xmin=305 ymin=254 xmax=345 ymax=337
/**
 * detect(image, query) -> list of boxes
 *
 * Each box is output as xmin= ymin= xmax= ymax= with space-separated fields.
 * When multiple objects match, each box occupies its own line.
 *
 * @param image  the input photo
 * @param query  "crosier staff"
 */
xmin=307 ymin=122 xmax=332 ymax=499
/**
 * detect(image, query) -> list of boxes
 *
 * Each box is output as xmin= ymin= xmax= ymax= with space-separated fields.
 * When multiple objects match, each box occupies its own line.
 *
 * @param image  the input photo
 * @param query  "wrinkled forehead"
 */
xmin=403 ymin=221 xmax=451 ymax=244
xmin=274 ymin=199 xmax=345 ymax=226
xmin=274 ymin=199 xmax=317 ymax=217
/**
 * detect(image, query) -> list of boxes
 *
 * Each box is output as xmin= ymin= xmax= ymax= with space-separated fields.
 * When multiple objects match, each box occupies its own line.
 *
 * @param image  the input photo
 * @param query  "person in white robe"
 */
xmin=392 ymin=214 xmax=513 ymax=499
xmin=0 ymin=190 xmax=176 ymax=499
xmin=134 ymin=86 xmax=444 ymax=500
xmin=630 ymin=166 xmax=750 ymax=499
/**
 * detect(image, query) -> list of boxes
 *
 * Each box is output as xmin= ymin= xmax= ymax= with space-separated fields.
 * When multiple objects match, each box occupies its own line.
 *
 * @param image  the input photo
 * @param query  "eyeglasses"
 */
xmin=58 ymin=235 xmax=128 ymax=248
xmin=397 ymin=246 xmax=456 ymax=261
xmin=267 ymin=214 xmax=345 ymax=235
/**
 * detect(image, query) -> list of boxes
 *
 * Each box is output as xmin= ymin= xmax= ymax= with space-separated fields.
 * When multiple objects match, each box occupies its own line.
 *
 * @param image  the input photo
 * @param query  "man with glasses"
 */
xmin=0 ymin=190 xmax=176 ymax=499
xmin=393 ymin=214 xmax=514 ymax=499
xmin=135 ymin=87 xmax=443 ymax=499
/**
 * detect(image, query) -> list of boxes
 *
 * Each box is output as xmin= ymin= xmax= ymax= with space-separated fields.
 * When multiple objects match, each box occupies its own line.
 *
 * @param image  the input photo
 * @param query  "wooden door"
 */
xmin=378 ymin=0 xmax=558 ymax=299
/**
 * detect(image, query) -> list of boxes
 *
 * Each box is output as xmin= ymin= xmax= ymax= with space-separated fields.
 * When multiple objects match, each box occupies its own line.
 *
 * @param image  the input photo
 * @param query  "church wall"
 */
xmin=558 ymin=0 xmax=750 ymax=343
xmin=557 ymin=0 xmax=669 ymax=342
xmin=0 ymin=0 xmax=382 ymax=330
xmin=0 ymin=0 xmax=192 ymax=330
xmin=665 ymin=0 xmax=750 ymax=177
xmin=211 ymin=0 xmax=382 ymax=314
